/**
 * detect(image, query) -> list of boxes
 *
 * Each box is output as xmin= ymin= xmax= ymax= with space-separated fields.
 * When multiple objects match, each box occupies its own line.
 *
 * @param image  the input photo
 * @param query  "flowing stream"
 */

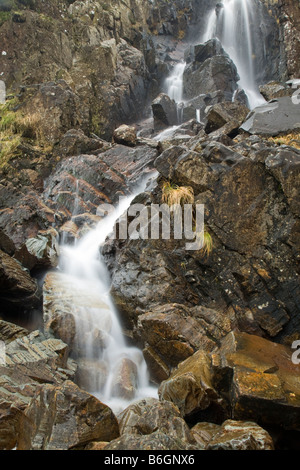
xmin=164 ymin=61 xmax=186 ymax=123
xmin=202 ymin=0 xmax=265 ymax=109
xmin=52 ymin=0 xmax=268 ymax=415
xmin=57 ymin=176 xmax=157 ymax=413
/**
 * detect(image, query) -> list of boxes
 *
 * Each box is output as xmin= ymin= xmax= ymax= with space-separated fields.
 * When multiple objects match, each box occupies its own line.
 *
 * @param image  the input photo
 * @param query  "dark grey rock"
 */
xmin=240 ymin=96 xmax=300 ymax=136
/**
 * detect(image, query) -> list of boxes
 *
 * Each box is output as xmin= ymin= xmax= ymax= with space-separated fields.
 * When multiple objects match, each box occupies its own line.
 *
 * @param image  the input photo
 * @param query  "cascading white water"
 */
xmin=202 ymin=0 xmax=265 ymax=109
xmin=165 ymin=61 xmax=186 ymax=104
xmin=164 ymin=61 xmax=186 ymax=123
xmin=58 ymin=176 xmax=157 ymax=413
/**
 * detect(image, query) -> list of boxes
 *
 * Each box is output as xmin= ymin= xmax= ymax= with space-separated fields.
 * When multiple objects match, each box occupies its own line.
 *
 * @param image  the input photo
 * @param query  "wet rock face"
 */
xmin=183 ymin=39 xmax=240 ymax=100
xmin=152 ymin=93 xmax=178 ymax=131
xmin=211 ymin=331 xmax=300 ymax=430
xmin=261 ymin=0 xmax=300 ymax=79
xmin=106 ymin=133 xmax=300 ymax=353
xmin=158 ymin=330 xmax=300 ymax=432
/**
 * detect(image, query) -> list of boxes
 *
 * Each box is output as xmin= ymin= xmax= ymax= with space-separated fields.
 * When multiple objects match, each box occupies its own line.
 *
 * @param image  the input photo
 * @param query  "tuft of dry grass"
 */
xmin=161 ymin=181 xmax=194 ymax=207
xmin=200 ymin=230 xmax=213 ymax=257
xmin=268 ymin=132 xmax=300 ymax=150
xmin=161 ymin=180 xmax=213 ymax=256
xmin=0 ymin=99 xmax=46 ymax=166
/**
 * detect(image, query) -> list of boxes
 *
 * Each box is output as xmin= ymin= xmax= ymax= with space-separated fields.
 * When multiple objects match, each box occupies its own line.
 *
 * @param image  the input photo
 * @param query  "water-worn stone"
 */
xmin=152 ymin=93 xmax=178 ymax=131
xmin=19 ymin=380 xmax=119 ymax=450
xmin=206 ymin=420 xmax=274 ymax=450
xmin=211 ymin=331 xmax=300 ymax=430
xmin=111 ymin=358 xmax=138 ymax=400
xmin=118 ymin=397 xmax=196 ymax=446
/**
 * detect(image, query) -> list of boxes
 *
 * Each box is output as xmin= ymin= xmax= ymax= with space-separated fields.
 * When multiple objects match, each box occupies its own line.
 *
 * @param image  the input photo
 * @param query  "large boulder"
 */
xmin=104 ymin=397 xmax=198 ymax=450
xmin=191 ymin=420 xmax=274 ymax=450
xmin=183 ymin=39 xmax=239 ymax=101
xmin=211 ymin=331 xmax=300 ymax=430
xmin=113 ymin=125 xmax=137 ymax=147
xmin=240 ymin=95 xmax=300 ymax=136
xmin=151 ymin=93 xmax=178 ymax=131
xmin=138 ymin=303 xmax=232 ymax=381
xmin=205 ymin=101 xmax=250 ymax=136
xmin=19 ymin=380 xmax=119 ymax=450
xmin=158 ymin=349 xmax=222 ymax=420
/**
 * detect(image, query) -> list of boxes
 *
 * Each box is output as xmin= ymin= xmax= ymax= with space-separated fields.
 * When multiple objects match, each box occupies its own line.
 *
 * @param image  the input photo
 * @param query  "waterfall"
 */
xmin=202 ymin=0 xmax=265 ymax=109
xmin=165 ymin=61 xmax=186 ymax=104
xmin=57 ymin=176 xmax=157 ymax=413
xmin=165 ymin=61 xmax=186 ymax=123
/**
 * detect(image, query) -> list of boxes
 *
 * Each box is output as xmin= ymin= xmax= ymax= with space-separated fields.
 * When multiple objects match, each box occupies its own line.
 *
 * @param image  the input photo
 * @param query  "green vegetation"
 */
xmin=0 ymin=10 xmax=11 ymax=25
xmin=0 ymin=98 xmax=45 ymax=167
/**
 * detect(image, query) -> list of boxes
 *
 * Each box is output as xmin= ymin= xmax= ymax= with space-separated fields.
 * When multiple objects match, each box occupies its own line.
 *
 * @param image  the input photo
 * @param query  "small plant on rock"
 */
xmin=161 ymin=180 xmax=194 ymax=207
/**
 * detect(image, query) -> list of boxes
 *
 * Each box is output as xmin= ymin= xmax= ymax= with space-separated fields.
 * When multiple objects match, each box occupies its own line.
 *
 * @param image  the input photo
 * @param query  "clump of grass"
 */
xmin=200 ymin=230 xmax=213 ymax=257
xmin=161 ymin=180 xmax=213 ymax=256
xmin=0 ymin=99 xmax=45 ymax=166
xmin=268 ymin=132 xmax=300 ymax=150
xmin=161 ymin=180 xmax=194 ymax=206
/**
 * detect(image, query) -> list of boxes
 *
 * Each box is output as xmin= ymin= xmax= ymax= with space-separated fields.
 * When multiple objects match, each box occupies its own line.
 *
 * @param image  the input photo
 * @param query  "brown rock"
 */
xmin=104 ymin=430 xmax=197 ymax=451
xmin=118 ymin=397 xmax=195 ymax=445
xmin=138 ymin=303 xmax=231 ymax=377
xmin=191 ymin=422 xmax=221 ymax=449
xmin=158 ymin=349 xmax=220 ymax=419
xmin=0 ymin=329 xmax=77 ymax=450
xmin=205 ymin=101 xmax=250 ymax=136
xmin=19 ymin=381 xmax=119 ymax=450
xmin=111 ymin=358 xmax=138 ymax=400
xmin=0 ymin=320 xmax=29 ymax=344
xmin=212 ymin=331 xmax=300 ymax=429
xmin=207 ymin=419 xmax=274 ymax=450
xmin=0 ymin=249 xmax=39 ymax=313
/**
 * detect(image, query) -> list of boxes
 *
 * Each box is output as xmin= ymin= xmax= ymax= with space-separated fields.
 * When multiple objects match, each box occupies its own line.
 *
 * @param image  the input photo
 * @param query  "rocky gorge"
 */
xmin=0 ymin=0 xmax=300 ymax=452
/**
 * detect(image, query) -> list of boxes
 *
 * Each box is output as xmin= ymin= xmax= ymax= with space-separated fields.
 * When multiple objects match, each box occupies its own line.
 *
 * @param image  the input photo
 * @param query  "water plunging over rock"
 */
xmin=165 ymin=62 xmax=186 ymax=105
xmin=202 ymin=0 xmax=266 ymax=109
xmin=43 ymin=178 xmax=157 ymax=414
